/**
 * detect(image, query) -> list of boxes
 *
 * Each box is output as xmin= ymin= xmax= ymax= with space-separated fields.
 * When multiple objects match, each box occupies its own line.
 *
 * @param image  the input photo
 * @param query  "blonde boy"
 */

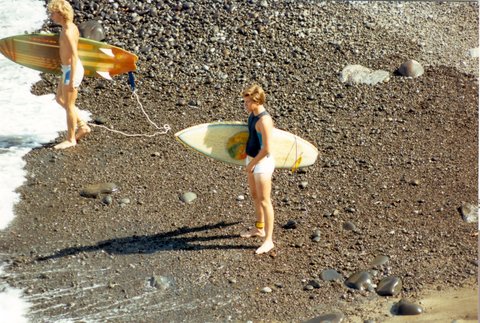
xmin=48 ymin=0 xmax=90 ymax=149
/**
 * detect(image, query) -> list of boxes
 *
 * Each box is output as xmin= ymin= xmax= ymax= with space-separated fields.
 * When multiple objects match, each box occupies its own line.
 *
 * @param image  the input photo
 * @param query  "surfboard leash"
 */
xmin=88 ymin=72 xmax=171 ymax=137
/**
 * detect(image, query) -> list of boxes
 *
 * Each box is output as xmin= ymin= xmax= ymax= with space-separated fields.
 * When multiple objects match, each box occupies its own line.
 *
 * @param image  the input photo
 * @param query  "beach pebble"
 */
xmin=299 ymin=181 xmax=308 ymax=189
xmin=283 ymin=219 xmax=297 ymax=229
xmin=394 ymin=299 xmax=423 ymax=315
xmin=342 ymin=221 xmax=356 ymax=231
xmin=119 ymin=198 xmax=131 ymax=204
xmin=180 ymin=192 xmax=197 ymax=204
xmin=80 ymin=183 xmax=118 ymax=198
xmin=304 ymin=312 xmax=345 ymax=323
xmin=261 ymin=287 xmax=272 ymax=293
xmin=345 ymin=271 xmax=373 ymax=291
xmin=237 ymin=195 xmax=245 ymax=201
xmin=398 ymin=60 xmax=424 ymax=78
xmin=376 ymin=276 xmax=402 ymax=296
xmin=369 ymin=255 xmax=389 ymax=267
xmin=320 ymin=269 xmax=342 ymax=282
xmin=459 ymin=203 xmax=478 ymax=223
xmin=311 ymin=230 xmax=321 ymax=242
xmin=149 ymin=275 xmax=172 ymax=290
xmin=102 ymin=195 xmax=113 ymax=205
xmin=467 ymin=47 xmax=479 ymax=58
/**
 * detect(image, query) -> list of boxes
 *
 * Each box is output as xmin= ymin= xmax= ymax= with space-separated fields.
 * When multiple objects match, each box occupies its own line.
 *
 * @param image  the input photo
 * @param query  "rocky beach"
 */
xmin=0 ymin=1 xmax=478 ymax=322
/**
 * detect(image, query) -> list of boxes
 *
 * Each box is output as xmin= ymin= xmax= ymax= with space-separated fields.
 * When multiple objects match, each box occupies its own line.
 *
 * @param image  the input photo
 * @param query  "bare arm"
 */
xmin=63 ymin=26 xmax=79 ymax=90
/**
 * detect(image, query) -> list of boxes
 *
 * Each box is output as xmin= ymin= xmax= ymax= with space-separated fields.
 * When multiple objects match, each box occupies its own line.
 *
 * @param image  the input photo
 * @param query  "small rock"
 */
xmin=320 ymin=269 xmax=342 ymax=282
xmin=377 ymin=276 xmax=402 ymax=296
xmin=283 ymin=219 xmax=297 ymax=229
xmin=394 ymin=299 xmax=423 ymax=315
xmin=261 ymin=287 xmax=272 ymax=293
xmin=180 ymin=192 xmax=197 ymax=204
xmin=102 ymin=195 xmax=113 ymax=205
xmin=120 ymin=198 xmax=131 ymax=205
xmin=467 ymin=48 xmax=479 ymax=58
xmin=369 ymin=255 xmax=389 ymax=267
xmin=299 ymin=181 xmax=308 ymax=189
xmin=345 ymin=271 xmax=373 ymax=291
xmin=343 ymin=221 xmax=356 ymax=231
xmin=459 ymin=203 xmax=478 ymax=223
xmin=398 ymin=60 xmax=424 ymax=78
xmin=237 ymin=195 xmax=245 ymax=201
xmin=80 ymin=183 xmax=118 ymax=198
xmin=305 ymin=312 xmax=345 ymax=323
xmin=149 ymin=276 xmax=172 ymax=290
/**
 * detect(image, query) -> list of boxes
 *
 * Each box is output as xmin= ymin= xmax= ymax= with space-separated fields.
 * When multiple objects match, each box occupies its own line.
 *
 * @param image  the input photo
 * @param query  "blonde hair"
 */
xmin=242 ymin=84 xmax=266 ymax=105
xmin=48 ymin=0 xmax=74 ymax=23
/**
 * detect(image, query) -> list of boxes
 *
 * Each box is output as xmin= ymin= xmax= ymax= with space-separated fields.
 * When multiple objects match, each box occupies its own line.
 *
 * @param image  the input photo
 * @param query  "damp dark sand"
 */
xmin=0 ymin=1 xmax=478 ymax=322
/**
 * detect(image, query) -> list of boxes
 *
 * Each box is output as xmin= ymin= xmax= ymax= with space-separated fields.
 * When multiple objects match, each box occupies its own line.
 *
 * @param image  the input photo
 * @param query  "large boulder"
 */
xmin=78 ymin=20 xmax=105 ymax=41
xmin=339 ymin=65 xmax=390 ymax=86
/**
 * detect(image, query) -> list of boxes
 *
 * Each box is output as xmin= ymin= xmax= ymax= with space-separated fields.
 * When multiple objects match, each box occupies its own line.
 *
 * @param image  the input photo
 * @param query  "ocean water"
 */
xmin=0 ymin=0 xmax=81 ymax=321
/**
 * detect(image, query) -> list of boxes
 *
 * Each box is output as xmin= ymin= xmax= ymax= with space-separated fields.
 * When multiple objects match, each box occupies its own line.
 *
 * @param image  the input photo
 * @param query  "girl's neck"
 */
xmin=252 ymin=105 xmax=265 ymax=116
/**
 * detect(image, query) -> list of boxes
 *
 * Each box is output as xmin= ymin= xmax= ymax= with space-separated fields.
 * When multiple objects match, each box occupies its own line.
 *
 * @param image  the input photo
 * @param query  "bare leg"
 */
xmin=55 ymin=81 xmax=90 ymax=142
xmin=240 ymin=171 xmax=266 ymax=238
xmin=253 ymin=172 xmax=274 ymax=254
xmin=54 ymin=85 xmax=77 ymax=149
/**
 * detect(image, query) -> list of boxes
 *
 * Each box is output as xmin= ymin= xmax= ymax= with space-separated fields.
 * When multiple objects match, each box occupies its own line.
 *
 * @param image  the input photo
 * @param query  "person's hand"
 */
xmin=246 ymin=161 xmax=256 ymax=173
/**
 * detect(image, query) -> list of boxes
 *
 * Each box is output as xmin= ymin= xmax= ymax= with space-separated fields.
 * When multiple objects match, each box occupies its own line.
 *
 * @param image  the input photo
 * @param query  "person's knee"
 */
xmin=55 ymin=95 xmax=64 ymax=106
xmin=259 ymin=197 xmax=272 ymax=209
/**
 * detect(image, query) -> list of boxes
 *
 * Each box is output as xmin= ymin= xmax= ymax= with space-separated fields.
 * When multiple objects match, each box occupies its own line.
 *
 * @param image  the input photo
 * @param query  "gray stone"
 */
xmin=467 ymin=48 xmax=479 ymax=58
xmin=340 ymin=65 xmax=390 ymax=85
xmin=120 ymin=198 xmax=131 ymax=205
xmin=320 ymin=269 xmax=342 ymax=281
xmin=261 ymin=287 xmax=272 ymax=293
xmin=149 ymin=275 xmax=172 ymax=290
xmin=369 ymin=255 xmax=389 ymax=267
xmin=180 ymin=192 xmax=197 ymax=204
xmin=345 ymin=271 xmax=373 ymax=290
xmin=80 ymin=183 xmax=118 ymax=198
xmin=304 ymin=312 xmax=345 ymax=323
xmin=398 ymin=60 xmax=424 ymax=78
xmin=460 ymin=203 xmax=478 ymax=223
xmin=343 ymin=221 xmax=356 ymax=231
xmin=377 ymin=276 xmax=402 ymax=296
xmin=102 ymin=195 xmax=113 ymax=206
xmin=78 ymin=20 xmax=105 ymax=41
xmin=394 ymin=299 xmax=423 ymax=315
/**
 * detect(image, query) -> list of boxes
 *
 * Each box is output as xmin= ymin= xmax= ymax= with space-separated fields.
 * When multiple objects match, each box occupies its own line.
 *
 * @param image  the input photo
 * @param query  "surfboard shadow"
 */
xmin=36 ymin=221 xmax=255 ymax=261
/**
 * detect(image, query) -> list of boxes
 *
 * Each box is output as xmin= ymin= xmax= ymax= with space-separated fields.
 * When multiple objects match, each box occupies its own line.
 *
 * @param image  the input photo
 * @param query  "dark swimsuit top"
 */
xmin=246 ymin=111 xmax=269 ymax=157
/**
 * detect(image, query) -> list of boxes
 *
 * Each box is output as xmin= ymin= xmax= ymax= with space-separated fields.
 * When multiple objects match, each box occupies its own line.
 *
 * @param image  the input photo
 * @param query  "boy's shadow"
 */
xmin=37 ymin=221 xmax=254 ymax=261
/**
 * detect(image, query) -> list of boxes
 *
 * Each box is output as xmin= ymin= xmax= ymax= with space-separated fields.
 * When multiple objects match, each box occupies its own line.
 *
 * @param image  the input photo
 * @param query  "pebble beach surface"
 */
xmin=0 ymin=1 xmax=478 ymax=322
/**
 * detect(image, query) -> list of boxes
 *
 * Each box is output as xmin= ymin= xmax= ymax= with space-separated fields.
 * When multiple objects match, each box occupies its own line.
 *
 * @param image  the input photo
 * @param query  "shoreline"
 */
xmin=0 ymin=1 xmax=478 ymax=322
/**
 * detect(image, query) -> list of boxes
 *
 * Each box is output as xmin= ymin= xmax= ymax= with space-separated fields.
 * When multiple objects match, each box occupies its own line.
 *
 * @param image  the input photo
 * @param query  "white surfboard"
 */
xmin=175 ymin=122 xmax=318 ymax=169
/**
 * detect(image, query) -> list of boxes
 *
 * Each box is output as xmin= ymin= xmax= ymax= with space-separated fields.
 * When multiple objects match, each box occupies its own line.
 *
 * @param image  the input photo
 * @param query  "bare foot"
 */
xmin=76 ymin=124 xmax=91 ymax=141
xmin=240 ymin=227 xmax=265 ymax=238
xmin=255 ymin=240 xmax=274 ymax=255
xmin=54 ymin=140 xmax=77 ymax=150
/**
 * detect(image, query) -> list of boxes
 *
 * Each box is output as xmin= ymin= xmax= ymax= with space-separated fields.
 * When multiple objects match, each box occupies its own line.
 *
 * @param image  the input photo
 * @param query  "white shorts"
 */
xmin=246 ymin=155 xmax=275 ymax=174
xmin=61 ymin=59 xmax=84 ymax=88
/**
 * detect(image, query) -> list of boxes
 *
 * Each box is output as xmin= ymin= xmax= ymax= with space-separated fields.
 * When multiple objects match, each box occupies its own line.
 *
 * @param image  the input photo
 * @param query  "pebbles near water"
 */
xmin=1 ymin=1 xmax=478 ymax=322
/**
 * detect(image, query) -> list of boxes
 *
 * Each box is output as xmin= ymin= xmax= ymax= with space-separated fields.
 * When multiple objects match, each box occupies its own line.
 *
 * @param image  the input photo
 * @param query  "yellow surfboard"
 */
xmin=175 ymin=122 xmax=319 ymax=170
xmin=0 ymin=33 xmax=137 ymax=79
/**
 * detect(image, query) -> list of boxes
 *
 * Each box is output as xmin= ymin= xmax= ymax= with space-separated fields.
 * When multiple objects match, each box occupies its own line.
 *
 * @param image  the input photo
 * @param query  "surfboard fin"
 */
xmin=96 ymin=71 xmax=113 ymax=80
xmin=99 ymin=48 xmax=115 ymax=57
xmin=291 ymin=155 xmax=303 ymax=173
